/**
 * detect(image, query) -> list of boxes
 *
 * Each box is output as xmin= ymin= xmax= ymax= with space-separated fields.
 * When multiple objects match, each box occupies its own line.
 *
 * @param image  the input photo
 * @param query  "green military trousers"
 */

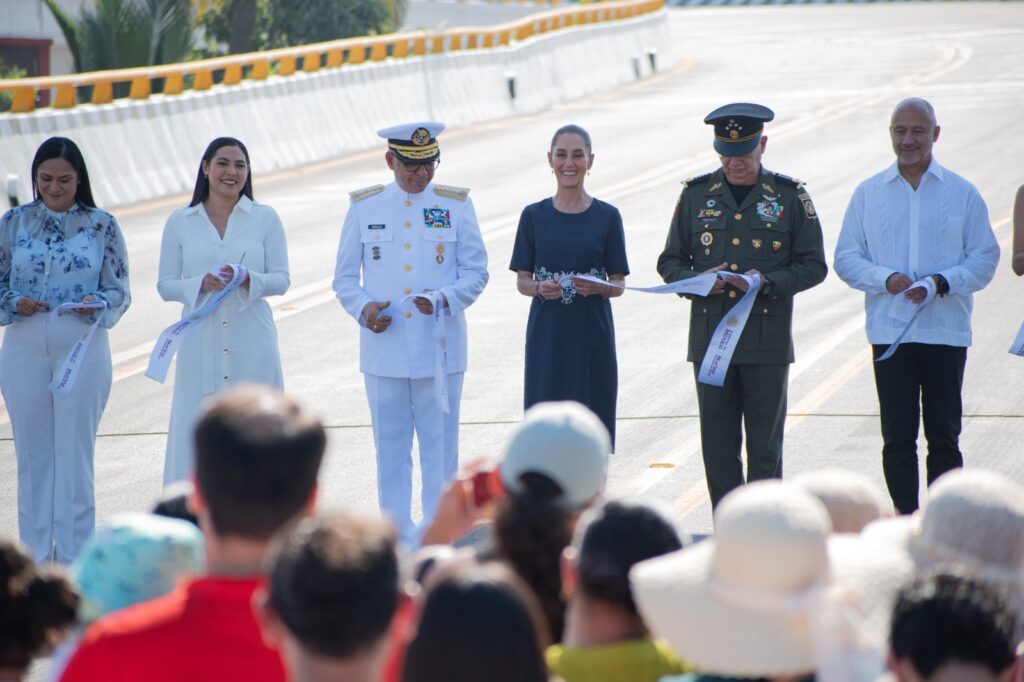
xmin=692 ymin=362 xmax=789 ymax=509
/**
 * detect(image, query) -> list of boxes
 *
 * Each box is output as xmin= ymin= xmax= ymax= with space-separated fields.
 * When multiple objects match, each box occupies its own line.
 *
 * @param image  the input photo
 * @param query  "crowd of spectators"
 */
xmin=1 ymin=385 xmax=1022 ymax=682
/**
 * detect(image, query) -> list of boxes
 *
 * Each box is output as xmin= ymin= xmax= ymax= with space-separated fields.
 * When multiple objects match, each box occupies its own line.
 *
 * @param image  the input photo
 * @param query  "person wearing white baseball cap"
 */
xmin=333 ymin=121 xmax=489 ymax=546
xmin=491 ymin=401 xmax=612 ymax=644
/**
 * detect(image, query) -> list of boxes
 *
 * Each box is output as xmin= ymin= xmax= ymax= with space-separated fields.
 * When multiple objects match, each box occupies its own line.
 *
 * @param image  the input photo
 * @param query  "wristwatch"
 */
xmin=932 ymin=274 xmax=950 ymax=297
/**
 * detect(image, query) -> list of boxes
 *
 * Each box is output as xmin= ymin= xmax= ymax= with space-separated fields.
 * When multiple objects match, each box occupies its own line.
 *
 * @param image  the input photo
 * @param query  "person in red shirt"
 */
xmin=61 ymin=386 xmax=326 ymax=682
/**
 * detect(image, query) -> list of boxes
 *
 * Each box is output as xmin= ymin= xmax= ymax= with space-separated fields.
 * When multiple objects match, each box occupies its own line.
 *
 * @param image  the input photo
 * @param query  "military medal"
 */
xmin=700 ymin=232 xmax=713 ymax=246
xmin=436 ymin=243 xmax=445 ymax=264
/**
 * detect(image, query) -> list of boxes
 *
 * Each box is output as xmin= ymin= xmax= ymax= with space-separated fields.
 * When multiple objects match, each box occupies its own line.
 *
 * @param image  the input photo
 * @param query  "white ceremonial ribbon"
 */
xmin=698 ymin=272 xmax=761 ymax=387
xmin=875 ymin=277 xmax=937 ymax=362
xmin=48 ymin=300 xmax=108 ymax=397
xmin=145 ymin=264 xmax=248 ymax=383
xmin=1008 ymin=319 xmax=1024 ymax=357
xmin=402 ymin=291 xmax=449 ymax=413
xmin=562 ymin=272 xmax=718 ymax=297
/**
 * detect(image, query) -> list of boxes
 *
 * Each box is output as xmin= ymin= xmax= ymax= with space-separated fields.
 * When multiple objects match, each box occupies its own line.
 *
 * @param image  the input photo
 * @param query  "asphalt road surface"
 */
xmin=3 ymin=4 xmax=1024 ymax=546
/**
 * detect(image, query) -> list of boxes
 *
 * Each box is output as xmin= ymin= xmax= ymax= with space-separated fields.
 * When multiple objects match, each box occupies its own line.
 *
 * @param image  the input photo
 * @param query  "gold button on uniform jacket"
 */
xmin=657 ymin=167 xmax=827 ymax=365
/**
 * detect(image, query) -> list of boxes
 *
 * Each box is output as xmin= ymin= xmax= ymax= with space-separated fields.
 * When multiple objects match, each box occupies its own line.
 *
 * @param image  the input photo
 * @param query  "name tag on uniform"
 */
xmin=424 ymin=208 xmax=451 ymax=229
xmin=368 ymin=224 xmax=386 ymax=230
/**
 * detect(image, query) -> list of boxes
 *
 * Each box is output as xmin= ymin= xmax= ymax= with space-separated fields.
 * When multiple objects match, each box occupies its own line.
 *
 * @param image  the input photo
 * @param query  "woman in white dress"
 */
xmin=157 ymin=137 xmax=290 ymax=484
xmin=0 ymin=137 xmax=130 ymax=564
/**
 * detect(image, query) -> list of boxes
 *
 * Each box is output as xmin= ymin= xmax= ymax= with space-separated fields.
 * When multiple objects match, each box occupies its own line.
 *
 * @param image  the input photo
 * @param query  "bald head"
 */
xmin=891 ymin=98 xmax=937 ymax=128
xmin=890 ymin=98 xmax=940 ymax=177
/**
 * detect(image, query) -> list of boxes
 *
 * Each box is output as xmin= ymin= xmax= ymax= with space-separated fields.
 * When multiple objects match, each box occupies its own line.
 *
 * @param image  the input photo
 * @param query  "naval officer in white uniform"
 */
xmin=333 ymin=122 xmax=489 ymax=545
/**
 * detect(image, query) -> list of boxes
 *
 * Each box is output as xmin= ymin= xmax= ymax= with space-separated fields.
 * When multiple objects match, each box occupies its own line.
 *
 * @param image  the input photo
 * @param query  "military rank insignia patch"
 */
xmin=799 ymin=193 xmax=817 ymax=219
xmin=424 ymin=208 xmax=451 ymax=229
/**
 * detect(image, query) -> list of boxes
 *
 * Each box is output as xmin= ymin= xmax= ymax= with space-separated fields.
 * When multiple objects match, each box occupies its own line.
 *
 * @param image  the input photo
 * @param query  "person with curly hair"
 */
xmin=0 ymin=538 xmax=79 ymax=680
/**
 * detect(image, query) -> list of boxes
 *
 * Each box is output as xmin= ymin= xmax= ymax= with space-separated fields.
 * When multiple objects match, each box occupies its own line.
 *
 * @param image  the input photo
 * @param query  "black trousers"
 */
xmin=693 ymin=363 xmax=789 ymax=509
xmin=871 ymin=342 xmax=967 ymax=514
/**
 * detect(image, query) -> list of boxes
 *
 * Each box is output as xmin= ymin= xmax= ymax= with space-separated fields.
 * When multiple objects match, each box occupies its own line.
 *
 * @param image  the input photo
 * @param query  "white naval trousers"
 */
xmin=364 ymin=372 xmax=463 ymax=546
xmin=0 ymin=314 xmax=111 ymax=564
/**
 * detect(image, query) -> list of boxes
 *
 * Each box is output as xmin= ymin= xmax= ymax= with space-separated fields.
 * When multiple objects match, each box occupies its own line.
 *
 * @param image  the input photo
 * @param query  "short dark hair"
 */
xmin=402 ymin=563 xmax=550 ymax=682
xmin=152 ymin=480 xmax=200 ymax=529
xmin=30 ymin=137 xmax=96 ymax=208
xmin=189 ymin=137 xmax=254 ymax=207
xmin=574 ymin=500 xmax=685 ymax=614
xmin=267 ymin=512 xmax=399 ymax=659
xmin=550 ymin=124 xmax=592 ymax=154
xmin=0 ymin=539 xmax=79 ymax=672
xmin=194 ymin=385 xmax=325 ymax=540
xmin=890 ymin=572 xmax=1019 ymax=679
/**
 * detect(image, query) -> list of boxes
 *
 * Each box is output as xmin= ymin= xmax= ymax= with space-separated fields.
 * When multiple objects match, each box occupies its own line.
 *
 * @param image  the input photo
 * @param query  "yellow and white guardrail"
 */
xmin=0 ymin=0 xmax=663 ymax=115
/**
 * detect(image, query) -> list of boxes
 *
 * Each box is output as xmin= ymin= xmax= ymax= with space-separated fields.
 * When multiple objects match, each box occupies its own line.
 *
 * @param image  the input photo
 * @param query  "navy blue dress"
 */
xmin=509 ymin=198 xmax=630 ymax=446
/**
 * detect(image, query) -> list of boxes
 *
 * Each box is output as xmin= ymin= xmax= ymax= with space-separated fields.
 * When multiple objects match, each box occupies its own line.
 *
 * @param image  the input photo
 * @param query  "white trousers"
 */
xmin=0 ymin=315 xmax=111 ymax=564
xmin=364 ymin=372 xmax=463 ymax=546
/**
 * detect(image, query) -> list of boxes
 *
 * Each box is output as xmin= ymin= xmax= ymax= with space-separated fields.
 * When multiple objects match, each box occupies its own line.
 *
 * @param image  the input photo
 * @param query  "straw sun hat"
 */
xmin=631 ymin=481 xmax=912 ymax=679
xmin=793 ymin=470 xmax=892 ymax=534
xmin=863 ymin=469 xmax=1024 ymax=615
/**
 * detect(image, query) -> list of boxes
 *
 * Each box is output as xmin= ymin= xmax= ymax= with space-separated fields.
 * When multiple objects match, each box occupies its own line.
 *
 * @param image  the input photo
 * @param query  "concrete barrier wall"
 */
xmin=0 ymin=11 xmax=671 ymax=208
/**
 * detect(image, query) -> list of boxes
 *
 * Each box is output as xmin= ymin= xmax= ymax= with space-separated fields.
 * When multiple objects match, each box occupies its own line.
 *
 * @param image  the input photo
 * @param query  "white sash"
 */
xmin=875 ymin=277 xmax=937 ymax=362
xmin=145 ymin=264 xmax=248 ymax=383
xmin=565 ymin=272 xmax=718 ymax=297
xmin=402 ymin=291 xmax=449 ymax=413
xmin=698 ymin=272 xmax=761 ymax=387
xmin=48 ymin=300 xmax=108 ymax=397
xmin=1008 ymin=320 xmax=1024 ymax=357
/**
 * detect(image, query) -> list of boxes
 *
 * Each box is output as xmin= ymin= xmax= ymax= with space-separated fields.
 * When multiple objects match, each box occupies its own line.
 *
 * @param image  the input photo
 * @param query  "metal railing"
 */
xmin=0 ymin=0 xmax=663 ymax=114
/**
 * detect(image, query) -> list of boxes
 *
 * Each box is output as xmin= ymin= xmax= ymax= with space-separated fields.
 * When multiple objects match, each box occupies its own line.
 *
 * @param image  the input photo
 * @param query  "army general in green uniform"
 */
xmin=657 ymin=103 xmax=827 ymax=509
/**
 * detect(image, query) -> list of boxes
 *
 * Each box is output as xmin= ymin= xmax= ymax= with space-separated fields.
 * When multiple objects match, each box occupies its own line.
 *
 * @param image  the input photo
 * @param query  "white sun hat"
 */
xmin=631 ymin=480 xmax=912 ymax=679
xmin=863 ymin=469 xmax=1024 ymax=616
xmin=794 ymin=469 xmax=893 ymax=533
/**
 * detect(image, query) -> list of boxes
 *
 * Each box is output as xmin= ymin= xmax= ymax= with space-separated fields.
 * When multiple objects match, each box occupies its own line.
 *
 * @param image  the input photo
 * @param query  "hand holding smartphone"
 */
xmin=470 ymin=468 xmax=504 ymax=511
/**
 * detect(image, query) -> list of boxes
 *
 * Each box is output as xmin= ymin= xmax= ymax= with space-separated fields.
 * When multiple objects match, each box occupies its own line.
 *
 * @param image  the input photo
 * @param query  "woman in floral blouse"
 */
xmin=0 ymin=137 xmax=131 ymax=565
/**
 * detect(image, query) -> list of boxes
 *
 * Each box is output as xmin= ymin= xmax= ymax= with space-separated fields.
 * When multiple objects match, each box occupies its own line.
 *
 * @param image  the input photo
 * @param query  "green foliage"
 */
xmin=45 ymin=0 xmax=194 ymax=73
xmin=197 ymin=0 xmax=400 ymax=56
xmin=0 ymin=59 xmax=29 ymax=112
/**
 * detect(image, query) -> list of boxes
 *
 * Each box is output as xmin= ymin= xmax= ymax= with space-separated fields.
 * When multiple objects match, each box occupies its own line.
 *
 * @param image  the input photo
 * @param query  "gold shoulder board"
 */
xmin=433 ymin=184 xmax=470 ymax=201
xmin=349 ymin=185 xmax=385 ymax=202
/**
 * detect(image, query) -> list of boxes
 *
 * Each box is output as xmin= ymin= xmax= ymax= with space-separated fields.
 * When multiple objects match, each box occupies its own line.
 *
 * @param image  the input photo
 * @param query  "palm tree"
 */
xmin=45 ymin=0 xmax=193 ymax=74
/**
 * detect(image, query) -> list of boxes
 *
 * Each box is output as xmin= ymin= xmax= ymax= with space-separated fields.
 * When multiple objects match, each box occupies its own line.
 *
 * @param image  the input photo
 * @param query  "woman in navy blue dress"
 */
xmin=510 ymin=125 xmax=629 ymax=446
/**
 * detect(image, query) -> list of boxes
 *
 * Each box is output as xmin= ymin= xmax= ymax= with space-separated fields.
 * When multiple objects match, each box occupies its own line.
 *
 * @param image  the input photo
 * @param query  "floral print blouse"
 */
xmin=0 ymin=200 xmax=130 ymax=328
